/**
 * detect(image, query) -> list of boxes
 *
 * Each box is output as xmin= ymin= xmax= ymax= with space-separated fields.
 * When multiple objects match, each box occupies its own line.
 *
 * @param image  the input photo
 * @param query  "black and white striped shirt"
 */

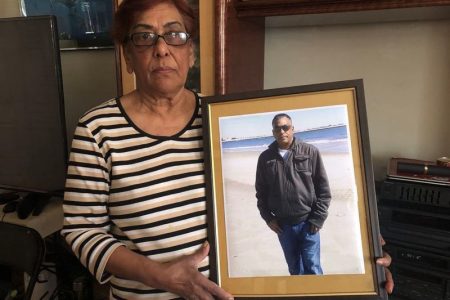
xmin=62 ymin=94 xmax=208 ymax=299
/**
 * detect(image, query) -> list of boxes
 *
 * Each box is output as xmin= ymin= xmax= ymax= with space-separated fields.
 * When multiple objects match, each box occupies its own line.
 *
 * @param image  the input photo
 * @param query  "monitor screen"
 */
xmin=0 ymin=16 xmax=67 ymax=196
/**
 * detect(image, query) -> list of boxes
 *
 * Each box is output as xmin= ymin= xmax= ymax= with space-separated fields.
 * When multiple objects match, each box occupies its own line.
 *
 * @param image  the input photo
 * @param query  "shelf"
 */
xmin=266 ymin=6 xmax=450 ymax=27
xmin=234 ymin=0 xmax=450 ymax=17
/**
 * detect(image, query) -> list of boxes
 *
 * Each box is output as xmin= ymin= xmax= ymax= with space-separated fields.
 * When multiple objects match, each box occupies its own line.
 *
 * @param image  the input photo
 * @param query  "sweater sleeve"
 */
xmin=308 ymin=148 xmax=332 ymax=228
xmin=61 ymin=122 xmax=124 ymax=283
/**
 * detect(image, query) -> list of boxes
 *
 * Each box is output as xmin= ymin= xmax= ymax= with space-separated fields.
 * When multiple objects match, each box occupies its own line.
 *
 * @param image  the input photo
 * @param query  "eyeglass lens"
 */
xmin=131 ymin=32 xmax=189 ymax=46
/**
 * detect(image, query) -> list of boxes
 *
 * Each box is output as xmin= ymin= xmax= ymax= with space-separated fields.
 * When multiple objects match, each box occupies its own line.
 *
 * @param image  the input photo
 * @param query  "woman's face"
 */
xmin=124 ymin=2 xmax=195 ymax=96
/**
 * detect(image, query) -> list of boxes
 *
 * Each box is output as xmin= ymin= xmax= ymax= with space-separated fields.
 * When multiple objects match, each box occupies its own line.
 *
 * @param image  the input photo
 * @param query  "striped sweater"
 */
xmin=61 ymin=94 xmax=208 ymax=299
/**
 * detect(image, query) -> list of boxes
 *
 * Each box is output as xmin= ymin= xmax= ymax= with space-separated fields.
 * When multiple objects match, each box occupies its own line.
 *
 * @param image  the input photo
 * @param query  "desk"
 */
xmin=0 ymin=198 xmax=63 ymax=238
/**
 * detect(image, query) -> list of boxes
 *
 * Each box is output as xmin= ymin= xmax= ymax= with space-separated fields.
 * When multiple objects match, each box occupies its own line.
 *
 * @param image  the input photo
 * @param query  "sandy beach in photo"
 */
xmin=220 ymin=148 xmax=365 ymax=278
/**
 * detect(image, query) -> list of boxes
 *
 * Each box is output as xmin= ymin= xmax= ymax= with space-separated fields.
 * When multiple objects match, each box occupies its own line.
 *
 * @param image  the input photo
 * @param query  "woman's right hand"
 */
xmin=156 ymin=241 xmax=234 ymax=300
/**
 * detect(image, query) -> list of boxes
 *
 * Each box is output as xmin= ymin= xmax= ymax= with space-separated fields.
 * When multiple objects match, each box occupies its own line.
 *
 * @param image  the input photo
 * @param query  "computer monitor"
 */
xmin=0 ymin=16 xmax=67 ymax=196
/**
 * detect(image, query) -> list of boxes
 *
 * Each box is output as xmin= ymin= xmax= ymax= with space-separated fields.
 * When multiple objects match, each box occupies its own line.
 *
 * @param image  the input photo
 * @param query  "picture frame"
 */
xmin=202 ymin=79 xmax=387 ymax=299
xmin=19 ymin=0 xmax=114 ymax=49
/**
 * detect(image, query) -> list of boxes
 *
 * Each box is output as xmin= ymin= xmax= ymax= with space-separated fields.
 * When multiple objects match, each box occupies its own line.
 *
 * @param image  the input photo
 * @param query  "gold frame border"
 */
xmin=207 ymin=88 xmax=378 ymax=297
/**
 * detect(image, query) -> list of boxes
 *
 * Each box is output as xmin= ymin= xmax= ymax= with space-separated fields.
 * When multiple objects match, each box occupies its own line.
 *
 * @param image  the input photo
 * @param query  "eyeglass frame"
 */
xmin=127 ymin=31 xmax=191 ymax=47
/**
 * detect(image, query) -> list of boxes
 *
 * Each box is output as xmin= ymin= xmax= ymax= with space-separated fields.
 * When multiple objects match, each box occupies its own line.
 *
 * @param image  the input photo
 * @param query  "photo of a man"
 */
xmin=255 ymin=113 xmax=331 ymax=275
xmin=219 ymin=105 xmax=365 ymax=278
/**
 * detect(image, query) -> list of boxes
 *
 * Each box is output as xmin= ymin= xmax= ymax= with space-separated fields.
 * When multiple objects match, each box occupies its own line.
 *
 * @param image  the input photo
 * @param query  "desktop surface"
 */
xmin=0 ymin=197 xmax=63 ymax=238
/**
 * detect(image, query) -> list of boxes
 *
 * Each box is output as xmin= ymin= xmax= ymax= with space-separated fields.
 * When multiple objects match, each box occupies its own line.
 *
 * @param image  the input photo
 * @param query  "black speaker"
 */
xmin=380 ymin=179 xmax=450 ymax=208
xmin=384 ymin=242 xmax=450 ymax=300
xmin=378 ymin=179 xmax=450 ymax=300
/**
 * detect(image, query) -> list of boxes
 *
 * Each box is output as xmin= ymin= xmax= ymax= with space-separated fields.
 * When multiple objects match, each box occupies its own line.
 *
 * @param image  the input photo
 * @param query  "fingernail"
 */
xmin=203 ymin=240 xmax=209 ymax=248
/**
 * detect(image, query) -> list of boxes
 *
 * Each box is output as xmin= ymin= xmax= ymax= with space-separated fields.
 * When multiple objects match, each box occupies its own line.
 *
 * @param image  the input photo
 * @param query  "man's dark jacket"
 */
xmin=255 ymin=138 xmax=331 ymax=228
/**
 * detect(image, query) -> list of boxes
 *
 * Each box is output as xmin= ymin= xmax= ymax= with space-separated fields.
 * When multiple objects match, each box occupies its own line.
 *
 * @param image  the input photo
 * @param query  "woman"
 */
xmin=63 ymin=1 xmax=230 ymax=299
xmin=62 ymin=0 xmax=393 ymax=299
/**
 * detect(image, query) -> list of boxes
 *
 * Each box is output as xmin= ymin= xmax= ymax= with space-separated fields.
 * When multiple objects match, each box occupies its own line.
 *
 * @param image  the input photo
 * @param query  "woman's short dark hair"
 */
xmin=112 ymin=0 xmax=198 ymax=46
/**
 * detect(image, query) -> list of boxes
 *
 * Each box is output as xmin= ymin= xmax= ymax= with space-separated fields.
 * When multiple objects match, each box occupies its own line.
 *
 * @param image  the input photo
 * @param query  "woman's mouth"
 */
xmin=153 ymin=66 xmax=174 ymax=73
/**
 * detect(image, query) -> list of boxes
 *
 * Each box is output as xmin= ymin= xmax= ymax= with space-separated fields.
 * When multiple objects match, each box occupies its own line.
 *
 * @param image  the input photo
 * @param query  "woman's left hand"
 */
xmin=376 ymin=236 xmax=394 ymax=294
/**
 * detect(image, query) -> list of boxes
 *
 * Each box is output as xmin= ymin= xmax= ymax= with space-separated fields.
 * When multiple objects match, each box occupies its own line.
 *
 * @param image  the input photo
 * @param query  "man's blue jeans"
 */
xmin=278 ymin=221 xmax=323 ymax=275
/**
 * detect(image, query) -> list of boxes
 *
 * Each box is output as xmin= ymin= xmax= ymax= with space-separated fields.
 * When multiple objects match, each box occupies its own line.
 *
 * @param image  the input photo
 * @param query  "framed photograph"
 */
xmin=202 ymin=79 xmax=387 ymax=299
xmin=20 ymin=0 xmax=114 ymax=49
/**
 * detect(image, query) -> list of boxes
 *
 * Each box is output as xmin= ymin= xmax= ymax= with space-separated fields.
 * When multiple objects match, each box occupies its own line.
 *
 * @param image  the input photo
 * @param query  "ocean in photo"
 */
xmin=221 ymin=125 xmax=349 ymax=153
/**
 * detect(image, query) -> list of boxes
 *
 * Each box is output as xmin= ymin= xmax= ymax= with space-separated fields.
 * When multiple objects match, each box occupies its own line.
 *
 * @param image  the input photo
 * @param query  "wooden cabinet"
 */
xmin=233 ymin=0 xmax=450 ymax=17
xmin=214 ymin=1 xmax=265 ymax=94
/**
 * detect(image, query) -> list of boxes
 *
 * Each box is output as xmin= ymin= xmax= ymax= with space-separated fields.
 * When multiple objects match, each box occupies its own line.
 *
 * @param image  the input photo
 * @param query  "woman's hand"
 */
xmin=376 ymin=237 xmax=394 ymax=294
xmin=157 ymin=241 xmax=234 ymax=300
xmin=106 ymin=241 xmax=232 ymax=299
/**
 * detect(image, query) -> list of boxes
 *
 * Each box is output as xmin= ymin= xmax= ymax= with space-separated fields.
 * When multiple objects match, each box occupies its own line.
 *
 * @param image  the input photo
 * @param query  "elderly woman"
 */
xmin=61 ymin=0 xmax=393 ymax=299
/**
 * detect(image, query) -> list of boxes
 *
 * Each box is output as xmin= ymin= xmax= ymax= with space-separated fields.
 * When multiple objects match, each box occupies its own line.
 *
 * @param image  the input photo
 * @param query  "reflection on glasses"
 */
xmin=129 ymin=31 xmax=190 ymax=46
xmin=273 ymin=125 xmax=291 ymax=132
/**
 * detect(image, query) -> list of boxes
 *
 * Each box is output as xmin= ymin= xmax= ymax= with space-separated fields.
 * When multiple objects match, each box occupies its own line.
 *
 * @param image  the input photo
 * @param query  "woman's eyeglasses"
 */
xmin=273 ymin=125 xmax=292 ymax=133
xmin=128 ymin=32 xmax=190 ymax=47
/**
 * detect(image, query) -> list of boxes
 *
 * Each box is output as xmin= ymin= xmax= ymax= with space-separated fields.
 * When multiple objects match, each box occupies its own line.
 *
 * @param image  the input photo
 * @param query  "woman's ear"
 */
xmin=126 ymin=64 xmax=134 ymax=74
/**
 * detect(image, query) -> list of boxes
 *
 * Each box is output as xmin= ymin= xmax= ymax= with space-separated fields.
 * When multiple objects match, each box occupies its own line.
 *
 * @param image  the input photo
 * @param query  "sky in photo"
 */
xmin=219 ymin=105 xmax=348 ymax=140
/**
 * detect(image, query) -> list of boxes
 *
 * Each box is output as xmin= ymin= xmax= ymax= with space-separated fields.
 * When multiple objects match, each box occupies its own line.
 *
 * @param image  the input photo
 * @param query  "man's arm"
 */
xmin=308 ymin=149 xmax=332 ymax=229
xmin=255 ymin=154 xmax=274 ymax=224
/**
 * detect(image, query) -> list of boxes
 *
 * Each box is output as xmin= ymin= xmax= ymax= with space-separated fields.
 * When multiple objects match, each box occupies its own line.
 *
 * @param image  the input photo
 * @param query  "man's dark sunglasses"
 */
xmin=273 ymin=125 xmax=292 ymax=132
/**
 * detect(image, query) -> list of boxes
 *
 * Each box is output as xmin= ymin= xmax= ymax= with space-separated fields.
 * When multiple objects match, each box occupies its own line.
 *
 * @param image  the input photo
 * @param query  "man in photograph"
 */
xmin=255 ymin=113 xmax=331 ymax=275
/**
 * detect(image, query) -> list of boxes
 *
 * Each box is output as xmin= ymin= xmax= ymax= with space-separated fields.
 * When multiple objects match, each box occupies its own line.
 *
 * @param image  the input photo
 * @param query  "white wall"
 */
xmin=0 ymin=0 xmax=20 ymax=17
xmin=264 ymin=17 xmax=450 ymax=180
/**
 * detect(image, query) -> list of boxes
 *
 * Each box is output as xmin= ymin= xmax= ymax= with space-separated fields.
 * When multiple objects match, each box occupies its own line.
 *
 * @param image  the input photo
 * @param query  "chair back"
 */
xmin=0 ymin=222 xmax=45 ymax=299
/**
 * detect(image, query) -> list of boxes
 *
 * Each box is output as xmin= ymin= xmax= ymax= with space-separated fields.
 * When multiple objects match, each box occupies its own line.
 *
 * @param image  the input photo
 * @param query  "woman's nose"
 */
xmin=154 ymin=37 xmax=169 ymax=57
